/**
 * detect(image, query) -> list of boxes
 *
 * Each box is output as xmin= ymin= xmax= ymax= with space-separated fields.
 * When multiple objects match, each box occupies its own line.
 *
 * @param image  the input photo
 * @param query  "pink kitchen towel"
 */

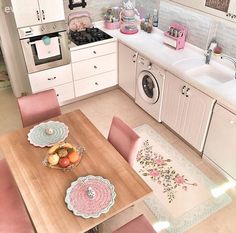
xmin=35 ymin=37 xmax=60 ymax=60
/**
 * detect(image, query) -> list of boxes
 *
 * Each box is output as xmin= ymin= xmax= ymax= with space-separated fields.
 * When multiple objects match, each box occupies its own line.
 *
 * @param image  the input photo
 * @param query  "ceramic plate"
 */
xmin=65 ymin=175 xmax=116 ymax=218
xmin=27 ymin=121 xmax=69 ymax=147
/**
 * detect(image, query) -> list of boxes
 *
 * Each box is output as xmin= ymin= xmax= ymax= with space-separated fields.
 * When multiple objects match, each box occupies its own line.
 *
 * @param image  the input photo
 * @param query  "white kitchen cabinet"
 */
xmin=11 ymin=0 xmax=65 ymax=28
xmin=28 ymin=64 xmax=74 ymax=105
xmin=171 ymin=0 xmax=236 ymax=23
xmin=204 ymin=104 xmax=236 ymax=180
xmin=71 ymin=41 xmax=118 ymax=97
xmin=118 ymin=42 xmax=138 ymax=98
xmin=162 ymin=72 xmax=215 ymax=152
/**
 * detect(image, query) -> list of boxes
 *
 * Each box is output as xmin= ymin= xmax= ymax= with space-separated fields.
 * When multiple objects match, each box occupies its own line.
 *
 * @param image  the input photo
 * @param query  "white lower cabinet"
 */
xmin=118 ymin=42 xmax=137 ymax=98
xmin=28 ymin=64 xmax=74 ymax=105
xmin=71 ymin=41 xmax=118 ymax=97
xmin=162 ymin=72 xmax=215 ymax=152
xmin=204 ymin=104 xmax=236 ymax=180
xmin=74 ymin=71 xmax=117 ymax=97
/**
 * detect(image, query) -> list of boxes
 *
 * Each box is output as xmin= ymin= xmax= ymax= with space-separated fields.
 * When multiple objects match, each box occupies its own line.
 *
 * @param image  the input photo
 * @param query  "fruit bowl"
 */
xmin=42 ymin=142 xmax=85 ymax=171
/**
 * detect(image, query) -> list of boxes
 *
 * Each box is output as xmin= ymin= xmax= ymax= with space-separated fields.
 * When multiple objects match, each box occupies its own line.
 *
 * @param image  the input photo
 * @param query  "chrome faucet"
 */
xmin=205 ymin=40 xmax=217 ymax=64
xmin=221 ymin=55 xmax=236 ymax=79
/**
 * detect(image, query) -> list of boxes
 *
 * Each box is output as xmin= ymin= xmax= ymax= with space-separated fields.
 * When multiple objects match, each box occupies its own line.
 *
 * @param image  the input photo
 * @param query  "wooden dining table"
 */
xmin=0 ymin=110 xmax=152 ymax=233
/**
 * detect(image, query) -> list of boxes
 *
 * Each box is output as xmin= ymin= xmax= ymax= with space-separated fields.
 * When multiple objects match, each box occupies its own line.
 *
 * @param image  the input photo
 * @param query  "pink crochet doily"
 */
xmin=65 ymin=175 xmax=116 ymax=218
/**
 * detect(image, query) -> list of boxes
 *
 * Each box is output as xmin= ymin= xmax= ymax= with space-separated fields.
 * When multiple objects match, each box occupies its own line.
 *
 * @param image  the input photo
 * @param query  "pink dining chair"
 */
xmin=0 ymin=159 xmax=35 ymax=233
xmin=108 ymin=116 xmax=140 ymax=167
xmin=17 ymin=89 xmax=61 ymax=127
xmin=112 ymin=214 xmax=156 ymax=233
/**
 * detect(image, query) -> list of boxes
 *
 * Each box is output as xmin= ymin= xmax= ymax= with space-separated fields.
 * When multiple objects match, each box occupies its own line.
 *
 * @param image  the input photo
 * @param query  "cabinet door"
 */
xmin=29 ymin=64 xmax=73 ymax=93
xmin=118 ymin=42 xmax=137 ymax=98
xmin=180 ymin=85 xmax=214 ymax=152
xmin=11 ymin=0 xmax=41 ymax=28
xmin=204 ymin=104 xmax=236 ymax=180
xmin=161 ymin=72 xmax=186 ymax=133
xmin=38 ymin=0 xmax=65 ymax=23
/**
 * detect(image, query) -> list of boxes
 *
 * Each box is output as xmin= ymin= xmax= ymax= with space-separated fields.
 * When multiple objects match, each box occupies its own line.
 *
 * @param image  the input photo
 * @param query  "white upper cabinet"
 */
xmin=171 ymin=0 xmax=236 ymax=23
xmin=11 ymin=0 xmax=65 ymax=28
xmin=38 ymin=0 xmax=65 ymax=24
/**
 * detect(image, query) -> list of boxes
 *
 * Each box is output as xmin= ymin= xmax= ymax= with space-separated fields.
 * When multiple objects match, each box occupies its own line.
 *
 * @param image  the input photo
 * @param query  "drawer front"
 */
xmin=72 ymin=53 xmax=117 ymax=80
xmin=29 ymin=64 xmax=73 ymax=92
xmin=71 ymin=41 xmax=117 ymax=62
xmin=74 ymin=71 xmax=117 ymax=97
xmin=53 ymin=83 xmax=75 ymax=105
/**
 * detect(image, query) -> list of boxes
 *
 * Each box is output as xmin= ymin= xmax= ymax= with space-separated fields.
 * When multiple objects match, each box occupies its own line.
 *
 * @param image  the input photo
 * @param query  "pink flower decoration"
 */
xmin=175 ymin=175 xmax=185 ymax=184
xmin=156 ymin=159 xmax=165 ymax=165
xmin=150 ymin=170 xmax=159 ymax=177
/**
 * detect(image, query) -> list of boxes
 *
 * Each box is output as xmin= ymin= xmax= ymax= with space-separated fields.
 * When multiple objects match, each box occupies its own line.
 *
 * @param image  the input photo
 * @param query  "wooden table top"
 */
xmin=0 ymin=110 xmax=152 ymax=233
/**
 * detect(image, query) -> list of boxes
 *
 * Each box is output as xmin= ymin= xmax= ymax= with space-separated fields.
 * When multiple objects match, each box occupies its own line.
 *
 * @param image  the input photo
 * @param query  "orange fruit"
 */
xmin=68 ymin=151 xmax=79 ymax=163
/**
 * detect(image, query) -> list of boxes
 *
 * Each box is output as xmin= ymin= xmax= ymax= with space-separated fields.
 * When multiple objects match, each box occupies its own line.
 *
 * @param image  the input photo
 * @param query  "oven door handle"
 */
xmin=26 ymin=35 xmax=62 ymax=45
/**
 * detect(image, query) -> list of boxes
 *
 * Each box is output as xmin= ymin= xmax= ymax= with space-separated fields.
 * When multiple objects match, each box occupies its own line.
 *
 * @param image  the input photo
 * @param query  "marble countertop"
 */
xmin=94 ymin=22 xmax=236 ymax=114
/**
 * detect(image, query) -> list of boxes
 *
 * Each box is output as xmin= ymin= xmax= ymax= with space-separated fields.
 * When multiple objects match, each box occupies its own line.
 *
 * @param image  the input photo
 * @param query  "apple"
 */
xmin=47 ymin=153 xmax=60 ymax=165
xmin=68 ymin=151 xmax=79 ymax=163
xmin=59 ymin=157 xmax=70 ymax=168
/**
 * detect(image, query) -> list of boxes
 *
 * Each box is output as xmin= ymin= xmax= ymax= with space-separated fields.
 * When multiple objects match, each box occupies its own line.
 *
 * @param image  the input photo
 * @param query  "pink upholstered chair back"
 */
xmin=108 ymin=116 xmax=140 ymax=166
xmin=17 ymin=89 xmax=61 ymax=127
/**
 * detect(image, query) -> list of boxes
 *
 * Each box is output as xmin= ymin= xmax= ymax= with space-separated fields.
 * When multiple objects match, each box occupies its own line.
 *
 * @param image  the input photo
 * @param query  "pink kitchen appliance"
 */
xmin=163 ymin=23 xmax=187 ymax=50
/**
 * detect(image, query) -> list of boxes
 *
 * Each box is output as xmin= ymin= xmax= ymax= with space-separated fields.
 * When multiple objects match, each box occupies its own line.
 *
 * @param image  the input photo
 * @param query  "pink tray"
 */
xmin=65 ymin=175 xmax=116 ymax=218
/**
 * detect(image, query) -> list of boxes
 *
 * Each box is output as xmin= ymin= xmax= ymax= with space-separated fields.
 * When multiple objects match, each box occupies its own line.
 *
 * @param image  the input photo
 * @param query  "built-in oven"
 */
xmin=18 ymin=21 xmax=70 ymax=74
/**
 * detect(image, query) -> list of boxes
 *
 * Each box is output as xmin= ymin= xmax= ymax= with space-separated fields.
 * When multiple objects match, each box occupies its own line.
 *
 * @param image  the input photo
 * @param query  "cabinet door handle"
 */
xmin=56 ymin=94 xmax=59 ymax=97
xmin=186 ymin=87 xmax=190 ymax=97
xmin=230 ymin=120 xmax=235 ymax=125
xmin=42 ymin=10 xmax=45 ymax=20
xmin=95 ymin=82 xmax=99 ymax=85
xmin=93 ymin=51 xmax=97 ymax=54
xmin=36 ymin=10 xmax=40 ymax=21
xmin=48 ymin=77 xmax=56 ymax=81
xmin=94 ymin=65 xmax=97 ymax=69
xmin=132 ymin=52 xmax=138 ymax=63
xmin=181 ymin=86 xmax=186 ymax=95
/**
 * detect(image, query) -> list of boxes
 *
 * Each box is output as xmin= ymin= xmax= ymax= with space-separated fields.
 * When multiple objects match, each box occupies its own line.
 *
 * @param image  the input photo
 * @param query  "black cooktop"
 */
xmin=69 ymin=27 xmax=112 ymax=46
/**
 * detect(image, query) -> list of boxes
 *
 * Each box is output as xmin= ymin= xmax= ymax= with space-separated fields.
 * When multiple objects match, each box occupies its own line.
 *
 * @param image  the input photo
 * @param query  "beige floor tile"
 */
xmin=0 ymin=88 xmax=235 ymax=233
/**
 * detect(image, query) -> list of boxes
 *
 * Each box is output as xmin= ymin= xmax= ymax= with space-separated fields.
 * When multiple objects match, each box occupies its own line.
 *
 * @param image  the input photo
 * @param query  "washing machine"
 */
xmin=135 ymin=55 xmax=165 ymax=122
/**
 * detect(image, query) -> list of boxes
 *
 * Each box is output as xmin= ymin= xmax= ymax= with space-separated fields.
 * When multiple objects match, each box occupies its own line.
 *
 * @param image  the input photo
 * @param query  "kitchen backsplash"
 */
xmin=63 ymin=0 xmax=158 ymax=22
xmin=159 ymin=1 xmax=236 ymax=57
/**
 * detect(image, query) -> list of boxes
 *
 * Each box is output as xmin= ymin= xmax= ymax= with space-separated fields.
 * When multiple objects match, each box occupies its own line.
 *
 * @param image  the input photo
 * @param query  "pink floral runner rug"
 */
xmin=133 ymin=124 xmax=231 ymax=233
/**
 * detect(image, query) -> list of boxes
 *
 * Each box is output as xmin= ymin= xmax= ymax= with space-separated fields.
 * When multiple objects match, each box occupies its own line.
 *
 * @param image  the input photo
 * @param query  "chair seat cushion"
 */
xmin=0 ymin=159 xmax=35 ymax=233
xmin=113 ymin=214 xmax=156 ymax=233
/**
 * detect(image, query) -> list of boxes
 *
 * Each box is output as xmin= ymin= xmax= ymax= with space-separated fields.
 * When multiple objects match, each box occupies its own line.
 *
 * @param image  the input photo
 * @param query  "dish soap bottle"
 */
xmin=152 ymin=9 xmax=158 ymax=27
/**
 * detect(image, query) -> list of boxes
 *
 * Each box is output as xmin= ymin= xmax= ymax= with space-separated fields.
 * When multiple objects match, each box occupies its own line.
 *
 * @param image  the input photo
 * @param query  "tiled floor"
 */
xmin=0 ymin=88 xmax=235 ymax=233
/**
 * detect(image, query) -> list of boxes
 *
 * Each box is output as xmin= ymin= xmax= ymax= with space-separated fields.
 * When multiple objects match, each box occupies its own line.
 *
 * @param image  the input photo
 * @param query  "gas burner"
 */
xmin=69 ymin=28 xmax=112 ymax=46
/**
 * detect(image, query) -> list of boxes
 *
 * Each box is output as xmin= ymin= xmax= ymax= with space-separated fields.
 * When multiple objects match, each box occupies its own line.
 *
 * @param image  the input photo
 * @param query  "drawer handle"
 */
xmin=48 ymin=77 xmax=56 ymax=81
xmin=181 ymin=85 xmax=186 ymax=95
xmin=95 ymin=82 xmax=99 ymax=85
xmin=56 ymin=94 xmax=59 ymax=97
xmin=94 ymin=65 xmax=97 ymax=69
xmin=186 ymin=87 xmax=190 ymax=97
xmin=93 ymin=51 xmax=97 ymax=54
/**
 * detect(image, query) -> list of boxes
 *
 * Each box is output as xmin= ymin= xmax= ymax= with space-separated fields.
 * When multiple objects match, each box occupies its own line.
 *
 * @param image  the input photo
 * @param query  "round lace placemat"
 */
xmin=65 ymin=175 xmax=116 ymax=218
xmin=27 ymin=121 xmax=69 ymax=147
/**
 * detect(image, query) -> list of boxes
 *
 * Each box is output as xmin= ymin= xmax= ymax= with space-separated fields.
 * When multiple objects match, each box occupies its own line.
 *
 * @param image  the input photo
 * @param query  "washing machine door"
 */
xmin=137 ymin=71 xmax=160 ymax=104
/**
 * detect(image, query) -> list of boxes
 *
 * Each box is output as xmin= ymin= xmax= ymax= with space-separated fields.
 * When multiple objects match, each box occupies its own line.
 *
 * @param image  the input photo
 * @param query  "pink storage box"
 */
xmin=104 ymin=21 xmax=121 ymax=30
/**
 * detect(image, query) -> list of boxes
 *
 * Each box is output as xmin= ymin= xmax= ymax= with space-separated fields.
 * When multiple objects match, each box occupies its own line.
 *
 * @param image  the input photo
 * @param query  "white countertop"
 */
xmin=94 ymin=22 xmax=236 ymax=114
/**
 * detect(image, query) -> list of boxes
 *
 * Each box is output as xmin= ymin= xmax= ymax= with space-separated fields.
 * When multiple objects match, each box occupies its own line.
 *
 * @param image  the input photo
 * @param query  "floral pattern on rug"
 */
xmin=137 ymin=140 xmax=197 ymax=203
